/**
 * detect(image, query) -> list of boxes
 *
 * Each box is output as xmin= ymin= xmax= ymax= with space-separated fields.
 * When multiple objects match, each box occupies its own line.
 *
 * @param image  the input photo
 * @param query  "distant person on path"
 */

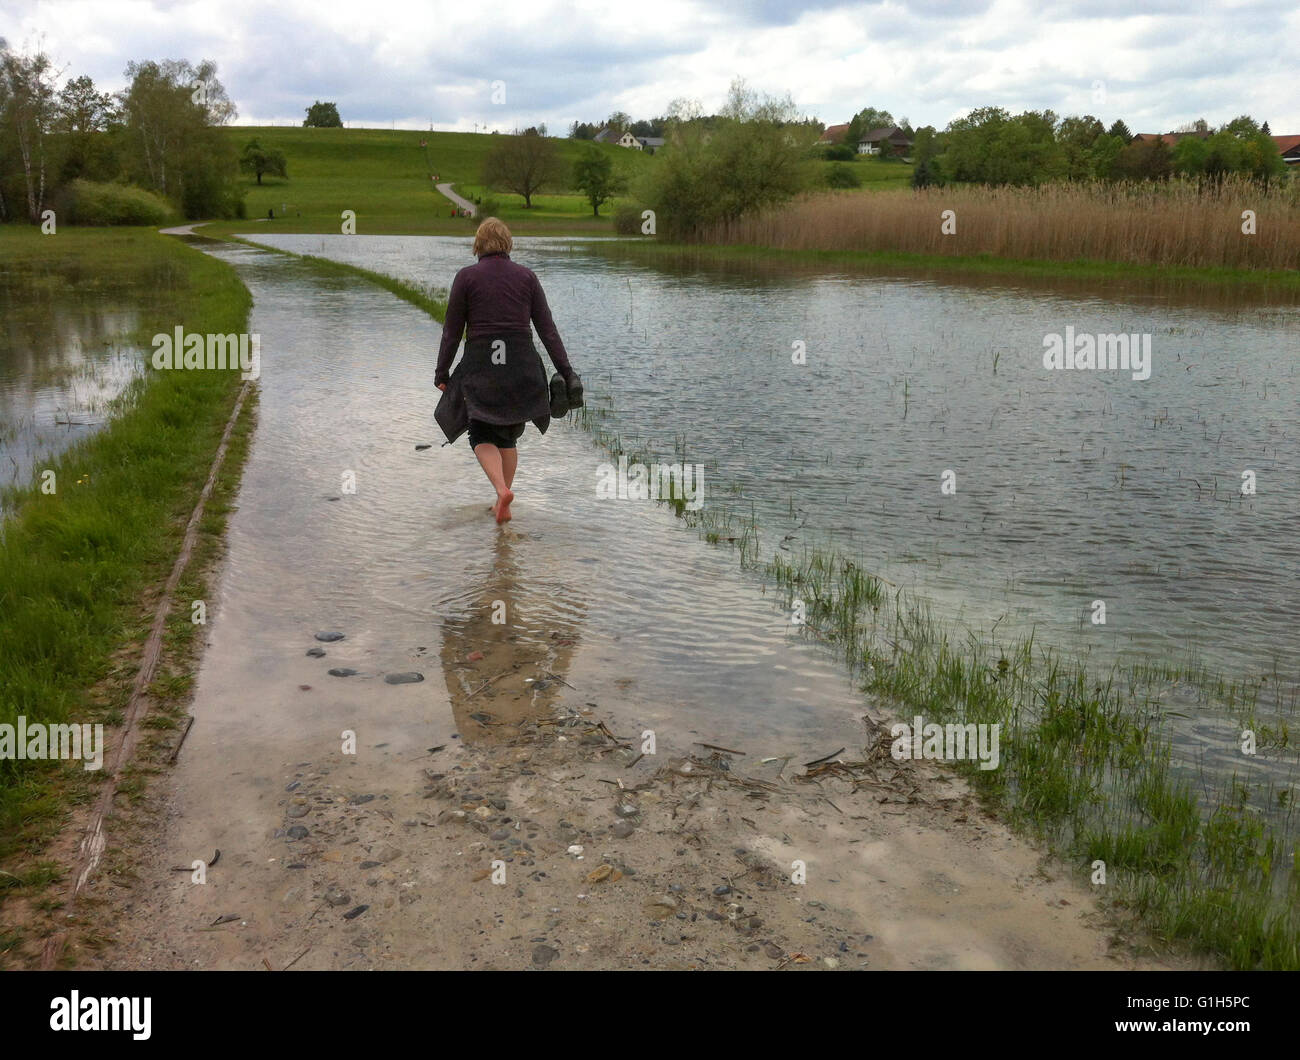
xmin=434 ymin=217 xmax=580 ymax=524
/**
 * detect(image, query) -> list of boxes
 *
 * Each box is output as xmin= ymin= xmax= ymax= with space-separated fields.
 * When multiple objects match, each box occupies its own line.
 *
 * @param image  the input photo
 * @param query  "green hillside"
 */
xmin=210 ymin=126 xmax=655 ymax=236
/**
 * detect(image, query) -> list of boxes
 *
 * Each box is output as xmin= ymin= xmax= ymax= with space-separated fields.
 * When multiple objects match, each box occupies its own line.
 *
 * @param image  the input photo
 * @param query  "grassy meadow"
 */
xmin=207 ymin=126 xmax=658 ymax=237
xmin=813 ymin=156 xmax=915 ymax=190
xmin=202 ymin=127 xmax=912 ymax=239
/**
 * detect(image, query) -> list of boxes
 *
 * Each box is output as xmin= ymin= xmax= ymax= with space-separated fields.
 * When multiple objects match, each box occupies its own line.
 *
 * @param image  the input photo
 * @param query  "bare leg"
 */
xmin=474 ymin=443 xmax=514 ymax=523
xmin=502 ymin=448 xmax=518 ymax=490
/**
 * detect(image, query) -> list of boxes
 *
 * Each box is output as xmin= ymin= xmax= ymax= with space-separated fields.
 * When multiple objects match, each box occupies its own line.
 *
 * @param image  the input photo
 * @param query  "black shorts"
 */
xmin=467 ymin=419 xmax=525 ymax=450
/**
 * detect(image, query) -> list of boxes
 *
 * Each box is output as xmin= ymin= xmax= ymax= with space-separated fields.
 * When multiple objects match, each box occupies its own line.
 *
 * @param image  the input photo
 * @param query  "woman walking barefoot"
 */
xmin=434 ymin=218 xmax=580 ymax=523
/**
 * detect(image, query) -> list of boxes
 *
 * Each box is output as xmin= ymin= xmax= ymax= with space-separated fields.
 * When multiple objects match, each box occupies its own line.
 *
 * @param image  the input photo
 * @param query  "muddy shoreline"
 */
xmin=89 ymin=670 xmax=1184 ymax=971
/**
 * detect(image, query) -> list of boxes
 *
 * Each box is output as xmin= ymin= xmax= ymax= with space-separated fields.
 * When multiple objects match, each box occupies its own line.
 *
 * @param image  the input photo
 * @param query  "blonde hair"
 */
xmin=473 ymin=217 xmax=513 ymax=257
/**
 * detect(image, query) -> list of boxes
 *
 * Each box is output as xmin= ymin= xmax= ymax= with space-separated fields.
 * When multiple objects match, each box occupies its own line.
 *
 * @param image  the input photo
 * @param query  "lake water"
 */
xmin=246 ymin=234 xmax=1300 ymax=686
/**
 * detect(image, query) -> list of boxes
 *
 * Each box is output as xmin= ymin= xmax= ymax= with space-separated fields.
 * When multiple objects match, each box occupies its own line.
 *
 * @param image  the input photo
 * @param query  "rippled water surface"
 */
xmin=181 ymin=241 xmax=865 ymax=762
xmin=0 ymin=297 xmax=144 ymax=506
xmin=248 ymin=233 xmax=1299 ymax=688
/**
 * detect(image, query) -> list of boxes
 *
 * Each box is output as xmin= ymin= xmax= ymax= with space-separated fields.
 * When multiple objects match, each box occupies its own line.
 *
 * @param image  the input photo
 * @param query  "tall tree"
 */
xmin=1088 ymin=132 xmax=1124 ymax=179
xmin=1106 ymin=118 xmax=1132 ymax=143
xmin=941 ymin=107 xmax=1064 ymax=185
xmin=1056 ymin=115 xmax=1104 ymax=180
xmin=1241 ymin=129 xmax=1285 ymax=186
xmin=239 ymin=138 xmax=288 ymax=184
xmin=572 ymin=143 xmax=626 ymax=216
xmin=1112 ymin=136 xmax=1172 ymax=181
xmin=910 ymin=125 xmax=942 ymax=186
xmin=637 ymin=78 xmax=815 ymax=238
xmin=56 ymin=74 xmax=116 ymax=180
xmin=304 ymin=100 xmax=342 ymax=127
xmin=482 ymin=132 xmax=563 ymax=207
xmin=1221 ymin=114 xmax=1260 ymax=138
xmin=1 ymin=42 xmax=58 ymax=223
xmin=119 ymin=59 xmax=241 ymax=217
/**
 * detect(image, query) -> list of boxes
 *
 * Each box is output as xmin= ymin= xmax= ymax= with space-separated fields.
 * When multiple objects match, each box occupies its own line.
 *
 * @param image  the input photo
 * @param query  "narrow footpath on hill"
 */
xmin=436 ymin=183 xmax=477 ymax=216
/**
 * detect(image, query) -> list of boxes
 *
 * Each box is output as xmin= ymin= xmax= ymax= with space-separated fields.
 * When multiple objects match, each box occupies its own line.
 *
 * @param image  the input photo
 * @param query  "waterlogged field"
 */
xmin=0 ymin=228 xmax=253 ymax=891
xmin=244 ymin=232 xmax=1300 ymax=963
xmin=0 ymin=298 xmax=146 ymax=511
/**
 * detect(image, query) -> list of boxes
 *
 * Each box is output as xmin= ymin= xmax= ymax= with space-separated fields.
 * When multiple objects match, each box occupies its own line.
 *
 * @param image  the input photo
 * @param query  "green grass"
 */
xmin=0 ymin=225 xmax=253 ymax=872
xmin=813 ymin=156 xmax=915 ymax=190
xmin=229 ymin=235 xmax=449 ymax=320
xmin=199 ymin=127 xmax=908 ymax=239
xmin=204 ymin=126 xmax=656 ymax=237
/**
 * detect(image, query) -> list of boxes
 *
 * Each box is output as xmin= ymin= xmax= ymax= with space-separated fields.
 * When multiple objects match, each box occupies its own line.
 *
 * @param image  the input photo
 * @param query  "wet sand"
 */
xmin=70 ymin=244 xmax=1182 ymax=970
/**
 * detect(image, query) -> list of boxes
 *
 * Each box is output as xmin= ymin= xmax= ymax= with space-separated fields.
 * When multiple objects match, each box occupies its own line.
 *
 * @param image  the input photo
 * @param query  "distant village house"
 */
xmin=818 ymin=123 xmax=914 ymax=156
xmin=593 ymin=127 xmax=665 ymax=154
xmin=1272 ymin=134 xmax=1300 ymax=164
xmin=857 ymin=126 xmax=914 ymax=155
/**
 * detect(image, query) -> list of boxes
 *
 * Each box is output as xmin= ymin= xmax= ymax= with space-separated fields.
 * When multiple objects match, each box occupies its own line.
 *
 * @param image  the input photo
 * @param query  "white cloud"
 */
xmin=0 ymin=0 xmax=1294 ymax=132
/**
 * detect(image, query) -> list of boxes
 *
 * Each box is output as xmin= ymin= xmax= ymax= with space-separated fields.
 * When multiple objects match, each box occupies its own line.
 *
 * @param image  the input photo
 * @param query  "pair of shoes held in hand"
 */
xmin=549 ymin=372 xmax=584 ymax=418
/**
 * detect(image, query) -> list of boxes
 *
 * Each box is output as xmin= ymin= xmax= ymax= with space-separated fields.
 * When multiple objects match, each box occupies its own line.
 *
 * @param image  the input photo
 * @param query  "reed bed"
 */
xmin=696 ymin=178 xmax=1300 ymax=271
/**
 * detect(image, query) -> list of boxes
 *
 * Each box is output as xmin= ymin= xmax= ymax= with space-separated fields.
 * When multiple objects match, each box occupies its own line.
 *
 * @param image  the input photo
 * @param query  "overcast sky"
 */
xmin=2 ymin=0 xmax=1297 ymax=134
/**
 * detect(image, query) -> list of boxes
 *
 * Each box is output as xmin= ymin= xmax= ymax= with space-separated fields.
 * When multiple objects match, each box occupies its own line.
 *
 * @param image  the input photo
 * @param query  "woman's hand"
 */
xmin=437 ymin=383 xmax=447 ymax=391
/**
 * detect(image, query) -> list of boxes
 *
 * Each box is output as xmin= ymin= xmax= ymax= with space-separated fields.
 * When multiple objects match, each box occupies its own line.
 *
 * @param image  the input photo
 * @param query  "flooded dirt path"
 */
xmin=87 ymin=243 xmax=1185 ymax=970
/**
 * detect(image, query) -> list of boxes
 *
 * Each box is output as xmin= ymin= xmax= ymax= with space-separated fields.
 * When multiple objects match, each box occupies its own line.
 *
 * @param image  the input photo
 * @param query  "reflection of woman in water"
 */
xmin=439 ymin=531 xmax=584 ymax=742
xmin=434 ymin=218 xmax=579 ymax=524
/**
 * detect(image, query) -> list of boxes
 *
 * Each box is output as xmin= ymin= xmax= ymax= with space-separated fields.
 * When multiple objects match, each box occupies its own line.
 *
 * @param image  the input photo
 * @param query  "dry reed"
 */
xmin=696 ymin=177 xmax=1300 ymax=271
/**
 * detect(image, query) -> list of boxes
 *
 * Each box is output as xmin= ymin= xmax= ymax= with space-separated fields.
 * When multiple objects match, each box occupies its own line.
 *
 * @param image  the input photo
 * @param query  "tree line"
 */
xmin=908 ymin=108 xmax=1286 ymax=189
xmin=0 ymin=41 xmax=247 ymax=223
xmin=615 ymin=85 xmax=1293 ymax=240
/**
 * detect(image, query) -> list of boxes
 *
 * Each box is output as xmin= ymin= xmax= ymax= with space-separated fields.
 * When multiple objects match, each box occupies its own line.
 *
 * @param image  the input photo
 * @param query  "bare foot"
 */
xmin=494 ymin=489 xmax=515 ymax=524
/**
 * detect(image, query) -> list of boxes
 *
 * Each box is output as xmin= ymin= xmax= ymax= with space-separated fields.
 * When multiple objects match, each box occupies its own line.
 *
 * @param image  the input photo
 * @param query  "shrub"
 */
xmin=58 ymin=180 xmax=176 ymax=226
xmin=826 ymin=163 xmax=861 ymax=188
xmin=634 ymin=80 xmax=817 ymax=239
xmin=613 ymin=203 xmax=648 ymax=235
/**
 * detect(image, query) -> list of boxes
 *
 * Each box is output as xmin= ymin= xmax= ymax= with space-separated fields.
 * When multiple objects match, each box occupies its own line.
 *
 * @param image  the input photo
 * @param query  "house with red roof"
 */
xmin=1273 ymin=134 xmax=1300 ymax=164
xmin=1135 ymin=130 xmax=1300 ymax=164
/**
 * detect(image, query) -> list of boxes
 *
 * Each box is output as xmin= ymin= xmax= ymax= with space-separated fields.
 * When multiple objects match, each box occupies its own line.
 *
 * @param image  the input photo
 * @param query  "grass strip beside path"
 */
xmin=0 ymin=227 xmax=254 ymax=958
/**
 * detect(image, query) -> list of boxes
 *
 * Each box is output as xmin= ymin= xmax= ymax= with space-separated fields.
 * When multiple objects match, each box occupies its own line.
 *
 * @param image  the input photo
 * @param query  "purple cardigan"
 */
xmin=435 ymin=252 xmax=574 ymax=387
